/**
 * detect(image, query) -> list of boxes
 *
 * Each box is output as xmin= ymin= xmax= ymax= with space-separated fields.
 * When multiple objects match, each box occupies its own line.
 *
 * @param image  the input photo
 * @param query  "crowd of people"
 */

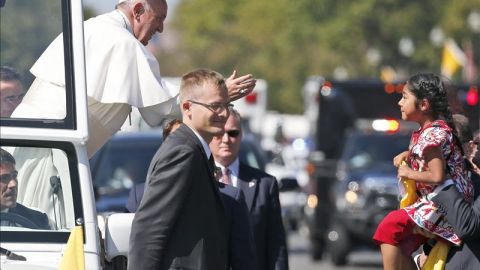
xmin=1 ymin=0 xmax=479 ymax=270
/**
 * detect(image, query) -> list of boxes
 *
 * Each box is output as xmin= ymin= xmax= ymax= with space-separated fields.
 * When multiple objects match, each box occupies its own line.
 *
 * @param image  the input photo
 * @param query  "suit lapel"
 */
xmin=177 ymin=124 xmax=215 ymax=177
xmin=177 ymin=125 xmax=224 ymax=206
xmin=238 ymin=163 xmax=259 ymax=213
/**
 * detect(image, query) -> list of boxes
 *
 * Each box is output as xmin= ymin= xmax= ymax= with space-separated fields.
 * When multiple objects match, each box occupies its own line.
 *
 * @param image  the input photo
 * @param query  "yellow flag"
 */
xmin=58 ymin=226 xmax=85 ymax=270
xmin=441 ymin=39 xmax=466 ymax=79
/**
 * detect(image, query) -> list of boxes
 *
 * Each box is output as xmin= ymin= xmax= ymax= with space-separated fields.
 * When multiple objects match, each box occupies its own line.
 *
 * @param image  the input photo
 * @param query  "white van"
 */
xmin=1 ymin=1 xmax=131 ymax=269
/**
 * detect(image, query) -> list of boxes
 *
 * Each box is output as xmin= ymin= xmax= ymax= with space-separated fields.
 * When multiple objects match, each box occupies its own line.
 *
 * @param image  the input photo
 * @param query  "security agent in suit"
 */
xmin=0 ymin=148 xmax=50 ymax=230
xmin=210 ymin=109 xmax=289 ymax=270
xmin=431 ymin=180 xmax=480 ymax=269
xmin=428 ymin=142 xmax=480 ymax=270
xmin=126 ymin=117 xmax=257 ymax=270
xmin=128 ymin=69 xmax=232 ymax=270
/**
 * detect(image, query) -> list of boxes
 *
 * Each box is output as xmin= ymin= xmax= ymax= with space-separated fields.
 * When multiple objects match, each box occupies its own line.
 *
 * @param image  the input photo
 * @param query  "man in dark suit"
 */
xmin=0 ymin=148 xmax=50 ymax=230
xmin=210 ymin=109 xmax=289 ymax=270
xmin=126 ymin=182 xmax=257 ymax=270
xmin=431 ymin=181 xmax=480 ymax=269
xmin=128 ymin=69 xmax=232 ymax=270
xmin=126 ymin=117 xmax=256 ymax=270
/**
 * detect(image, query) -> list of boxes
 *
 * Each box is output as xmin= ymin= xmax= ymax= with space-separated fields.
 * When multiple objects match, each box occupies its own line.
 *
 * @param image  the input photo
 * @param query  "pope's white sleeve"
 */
xmin=138 ymin=95 xmax=181 ymax=127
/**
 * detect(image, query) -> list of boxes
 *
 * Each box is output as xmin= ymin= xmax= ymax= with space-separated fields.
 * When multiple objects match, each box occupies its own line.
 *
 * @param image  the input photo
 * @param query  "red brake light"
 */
xmin=466 ymin=86 xmax=478 ymax=106
xmin=384 ymin=83 xmax=395 ymax=94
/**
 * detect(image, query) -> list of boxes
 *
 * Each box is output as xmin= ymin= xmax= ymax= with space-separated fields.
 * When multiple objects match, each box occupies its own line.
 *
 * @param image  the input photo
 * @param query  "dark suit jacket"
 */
xmin=9 ymin=203 xmax=50 ymax=230
xmin=431 ymin=176 xmax=480 ymax=270
xmin=126 ymin=182 xmax=257 ymax=270
xmin=128 ymin=124 xmax=228 ymax=270
xmin=237 ymin=162 xmax=289 ymax=270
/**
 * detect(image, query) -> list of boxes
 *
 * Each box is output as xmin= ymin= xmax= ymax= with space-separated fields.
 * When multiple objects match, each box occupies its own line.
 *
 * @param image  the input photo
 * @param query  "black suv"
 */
xmin=306 ymin=119 xmax=415 ymax=265
xmin=326 ymin=127 xmax=411 ymax=265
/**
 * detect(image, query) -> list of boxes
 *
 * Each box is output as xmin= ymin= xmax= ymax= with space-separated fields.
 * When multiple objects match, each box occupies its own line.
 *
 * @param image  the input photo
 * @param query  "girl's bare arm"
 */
xmin=397 ymin=146 xmax=446 ymax=184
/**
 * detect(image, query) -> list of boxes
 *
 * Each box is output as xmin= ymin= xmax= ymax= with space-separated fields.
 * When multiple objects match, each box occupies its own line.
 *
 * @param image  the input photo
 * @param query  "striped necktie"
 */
xmin=221 ymin=167 xmax=232 ymax=185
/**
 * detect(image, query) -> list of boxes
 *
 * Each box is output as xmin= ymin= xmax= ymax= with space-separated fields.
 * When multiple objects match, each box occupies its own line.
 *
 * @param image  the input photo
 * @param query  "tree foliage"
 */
xmin=167 ymin=0 xmax=479 ymax=113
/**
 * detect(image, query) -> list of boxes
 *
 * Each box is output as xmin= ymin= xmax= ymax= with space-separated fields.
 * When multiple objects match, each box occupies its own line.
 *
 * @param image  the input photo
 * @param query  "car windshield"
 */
xmin=341 ymin=132 xmax=411 ymax=170
xmin=90 ymin=135 xmax=163 ymax=197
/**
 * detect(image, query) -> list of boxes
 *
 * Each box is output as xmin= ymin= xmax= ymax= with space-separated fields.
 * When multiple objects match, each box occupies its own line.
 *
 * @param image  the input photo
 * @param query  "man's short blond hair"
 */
xmin=179 ymin=69 xmax=227 ymax=102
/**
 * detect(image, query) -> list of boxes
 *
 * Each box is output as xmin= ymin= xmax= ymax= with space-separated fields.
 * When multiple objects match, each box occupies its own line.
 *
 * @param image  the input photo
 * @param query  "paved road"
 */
xmin=288 ymin=230 xmax=383 ymax=270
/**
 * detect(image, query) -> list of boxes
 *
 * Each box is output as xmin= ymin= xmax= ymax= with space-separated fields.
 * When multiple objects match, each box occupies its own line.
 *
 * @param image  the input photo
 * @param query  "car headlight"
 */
xmin=336 ymin=180 xmax=366 ymax=210
xmin=336 ymin=175 xmax=399 ymax=211
xmin=306 ymin=194 xmax=318 ymax=209
xmin=345 ymin=190 xmax=359 ymax=204
xmin=344 ymin=190 xmax=366 ymax=208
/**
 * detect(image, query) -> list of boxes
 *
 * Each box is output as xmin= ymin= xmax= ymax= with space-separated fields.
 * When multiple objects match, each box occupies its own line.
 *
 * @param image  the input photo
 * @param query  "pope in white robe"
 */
xmin=13 ymin=8 xmax=177 ymax=157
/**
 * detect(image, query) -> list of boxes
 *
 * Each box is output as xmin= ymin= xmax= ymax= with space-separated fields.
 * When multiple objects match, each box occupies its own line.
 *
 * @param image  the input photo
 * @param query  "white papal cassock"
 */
xmin=12 ymin=10 xmax=180 ymax=157
xmin=10 ymin=10 xmax=179 ymax=227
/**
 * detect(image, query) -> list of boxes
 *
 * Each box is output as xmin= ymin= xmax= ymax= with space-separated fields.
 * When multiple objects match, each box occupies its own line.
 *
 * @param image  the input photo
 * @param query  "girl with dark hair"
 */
xmin=372 ymin=73 xmax=474 ymax=270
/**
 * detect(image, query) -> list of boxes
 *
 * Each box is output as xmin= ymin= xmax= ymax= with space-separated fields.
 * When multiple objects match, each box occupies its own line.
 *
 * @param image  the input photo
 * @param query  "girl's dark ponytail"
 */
xmin=406 ymin=73 xmax=464 ymax=156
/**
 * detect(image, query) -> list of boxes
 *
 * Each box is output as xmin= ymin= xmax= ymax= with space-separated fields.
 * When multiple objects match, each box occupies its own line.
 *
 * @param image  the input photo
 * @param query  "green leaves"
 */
xmin=167 ymin=0 xmax=479 ymax=113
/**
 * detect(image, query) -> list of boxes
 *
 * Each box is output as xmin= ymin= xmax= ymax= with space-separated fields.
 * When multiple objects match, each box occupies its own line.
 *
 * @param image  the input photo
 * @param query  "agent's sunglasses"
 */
xmin=226 ymin=130 xmax=240 ymax=138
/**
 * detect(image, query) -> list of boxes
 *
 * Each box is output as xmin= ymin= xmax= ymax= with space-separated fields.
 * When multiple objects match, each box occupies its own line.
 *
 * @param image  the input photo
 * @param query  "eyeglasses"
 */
xmin=226 ymin=130 xmax=241 ymax=138
xmin=188 ymin=100 xmax=233 ymax=114
xmin=0 ymin=171 xmax=18 ymax=183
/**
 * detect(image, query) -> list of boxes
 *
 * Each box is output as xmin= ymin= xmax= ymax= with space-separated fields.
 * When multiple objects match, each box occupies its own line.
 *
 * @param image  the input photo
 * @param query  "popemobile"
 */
xmin=1 ymin=0 xmax=133 ymax=269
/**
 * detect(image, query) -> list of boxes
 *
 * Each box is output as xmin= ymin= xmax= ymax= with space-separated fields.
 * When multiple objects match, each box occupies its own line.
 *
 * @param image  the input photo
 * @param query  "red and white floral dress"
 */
xmin=404 ymin=120 xmax=473 ymax=245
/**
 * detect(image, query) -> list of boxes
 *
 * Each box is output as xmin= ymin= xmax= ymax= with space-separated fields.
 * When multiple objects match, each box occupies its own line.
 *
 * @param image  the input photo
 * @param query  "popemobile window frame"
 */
xmin=0 ymin=0 xmax=88 ymax=143
xmin=0 ymin=139 xmax=85 ymax=243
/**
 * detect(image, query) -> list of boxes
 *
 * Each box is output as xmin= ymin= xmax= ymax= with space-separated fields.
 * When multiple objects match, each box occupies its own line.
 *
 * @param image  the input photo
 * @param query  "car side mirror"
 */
xmin=278 ymin=177 xmax=300 ymax=192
